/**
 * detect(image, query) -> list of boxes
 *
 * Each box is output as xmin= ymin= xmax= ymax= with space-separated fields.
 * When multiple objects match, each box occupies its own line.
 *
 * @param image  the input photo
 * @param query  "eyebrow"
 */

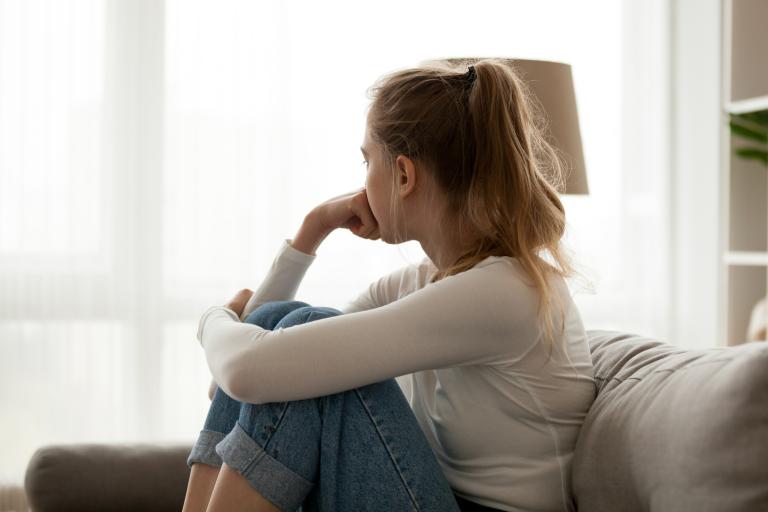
xmin=360 ymin=146 xmax=368 ymax=157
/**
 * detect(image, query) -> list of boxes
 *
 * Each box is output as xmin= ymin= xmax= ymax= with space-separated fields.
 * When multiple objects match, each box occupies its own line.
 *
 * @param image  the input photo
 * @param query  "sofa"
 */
xmin=23 ymin=330 xmax=768 ymax=511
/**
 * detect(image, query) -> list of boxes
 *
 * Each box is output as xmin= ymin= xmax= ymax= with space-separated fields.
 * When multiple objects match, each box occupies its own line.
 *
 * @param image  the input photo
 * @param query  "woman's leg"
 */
xmin=182 ymin=300 xmax=317 ymax=512
xmin=204 ymin=302 xmax=462 ymax=512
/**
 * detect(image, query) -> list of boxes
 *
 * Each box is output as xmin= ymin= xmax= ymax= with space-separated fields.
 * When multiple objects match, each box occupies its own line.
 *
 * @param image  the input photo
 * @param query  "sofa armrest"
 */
xmin=25 ymin=442 xmax=194 ymax=512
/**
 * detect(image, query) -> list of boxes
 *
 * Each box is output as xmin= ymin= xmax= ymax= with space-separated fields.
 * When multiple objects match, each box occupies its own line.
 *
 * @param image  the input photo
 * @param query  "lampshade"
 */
xmin=418 ymin=57 xmax=589 ymax=195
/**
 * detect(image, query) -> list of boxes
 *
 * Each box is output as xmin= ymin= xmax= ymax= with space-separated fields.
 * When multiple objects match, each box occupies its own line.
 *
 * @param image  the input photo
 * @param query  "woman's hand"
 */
xmin=224 ymin=288 xmax=254 ymax=319
xmin=205 ymin=288 xmax=253 ymax=401
xmin=312 ymin=187 xmax=380 ymax=240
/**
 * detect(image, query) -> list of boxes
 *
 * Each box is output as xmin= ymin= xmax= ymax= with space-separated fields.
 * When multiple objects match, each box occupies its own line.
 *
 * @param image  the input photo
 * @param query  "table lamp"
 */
xmin=418 ymin=57 xmax=589 ymax=195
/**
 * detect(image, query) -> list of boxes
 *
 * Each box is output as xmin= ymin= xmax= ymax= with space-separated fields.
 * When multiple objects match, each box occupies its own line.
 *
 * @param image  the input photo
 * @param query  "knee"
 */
xmin=276 ymin=306 xmax=343 ymax=328
xmin=202 ymin=386 xmax=248 ymax=434
xmin=242 ymin=300 xmax=312 ymax=328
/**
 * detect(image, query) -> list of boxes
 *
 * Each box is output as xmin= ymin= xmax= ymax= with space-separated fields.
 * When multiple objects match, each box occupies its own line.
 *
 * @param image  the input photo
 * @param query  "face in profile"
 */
xmin=361 ymin=125 xmax=396 ymax=243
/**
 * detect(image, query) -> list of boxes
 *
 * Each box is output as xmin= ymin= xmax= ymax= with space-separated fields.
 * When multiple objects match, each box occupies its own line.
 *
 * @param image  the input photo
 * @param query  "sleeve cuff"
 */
xmin=279 ymin=238 xmax=317 ymax=266
xmin=197 ymin=305 xmax=240 ymax=345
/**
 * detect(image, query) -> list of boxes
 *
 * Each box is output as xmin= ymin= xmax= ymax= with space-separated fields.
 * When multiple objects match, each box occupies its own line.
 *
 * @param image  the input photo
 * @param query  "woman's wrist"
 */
xmin=291 ymin=211 xmax=333 ymax=256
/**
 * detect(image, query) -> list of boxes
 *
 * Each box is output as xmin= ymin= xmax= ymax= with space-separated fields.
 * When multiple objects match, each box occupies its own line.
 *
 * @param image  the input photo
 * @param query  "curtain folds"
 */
xmin=0 ymin=0 xmax=670 ymax=484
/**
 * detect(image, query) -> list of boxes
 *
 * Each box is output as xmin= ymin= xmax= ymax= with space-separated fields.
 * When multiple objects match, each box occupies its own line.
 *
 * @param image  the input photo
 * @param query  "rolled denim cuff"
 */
xmin=215 ymin=422 xmax=314 ymax=512
xmin=186 ymin=429 xmax=227 ymax=468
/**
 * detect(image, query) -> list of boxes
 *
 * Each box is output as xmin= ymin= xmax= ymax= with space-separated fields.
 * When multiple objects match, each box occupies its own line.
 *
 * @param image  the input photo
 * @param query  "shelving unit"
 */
xmin=720 ymin=0 xmax=768 ymax=345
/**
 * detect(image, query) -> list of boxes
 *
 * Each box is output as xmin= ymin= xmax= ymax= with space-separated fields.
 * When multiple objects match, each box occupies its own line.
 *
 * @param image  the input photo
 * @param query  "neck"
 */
xmin=419 ymin=217 xmax=481 ymax=272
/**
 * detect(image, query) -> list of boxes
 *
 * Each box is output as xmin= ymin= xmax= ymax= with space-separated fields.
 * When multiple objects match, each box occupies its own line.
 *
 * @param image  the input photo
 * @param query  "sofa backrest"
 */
xmin=572 ymin=330 xmax=768 ymax=512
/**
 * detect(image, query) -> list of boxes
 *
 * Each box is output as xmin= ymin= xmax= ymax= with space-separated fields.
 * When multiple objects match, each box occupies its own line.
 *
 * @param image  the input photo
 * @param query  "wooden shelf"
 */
xmin=725 ymin=252 xmax=768 ymax=266
xmin=727 ymin=95 xmax=768 ymax=114
xmin=729 ymin=0 xmax=768 ymax=102
xmin=721 ymin=0 xmax=768 ymax=346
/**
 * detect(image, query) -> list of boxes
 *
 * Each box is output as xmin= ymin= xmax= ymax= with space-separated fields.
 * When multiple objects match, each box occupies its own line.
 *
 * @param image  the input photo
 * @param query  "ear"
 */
xmin=396 ymin=154 xmax=417 ymax=199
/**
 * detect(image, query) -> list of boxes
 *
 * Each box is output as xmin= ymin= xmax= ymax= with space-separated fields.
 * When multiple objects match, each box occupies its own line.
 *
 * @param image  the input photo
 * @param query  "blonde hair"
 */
xmin=364 ymin=58 xmax=585 ymax=364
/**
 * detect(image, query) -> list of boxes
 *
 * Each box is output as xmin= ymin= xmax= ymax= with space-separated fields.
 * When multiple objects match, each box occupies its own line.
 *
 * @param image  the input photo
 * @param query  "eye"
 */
xmin=361 ymin=160 xmax=369 ymax=167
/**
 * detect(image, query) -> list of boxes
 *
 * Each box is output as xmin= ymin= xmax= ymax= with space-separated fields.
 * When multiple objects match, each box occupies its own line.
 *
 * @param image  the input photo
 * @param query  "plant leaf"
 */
xmin=735 ymin=147 xmax=768 ymax=166
xmin=730 ymin=118 xmax=768 ymax=144
xmin=743 ymin=110 xmax=768 ymax=127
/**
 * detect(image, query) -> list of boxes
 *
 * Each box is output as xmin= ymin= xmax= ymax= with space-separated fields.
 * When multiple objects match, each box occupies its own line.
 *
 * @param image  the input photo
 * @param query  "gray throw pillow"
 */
xmin=572 ymin=330 xmax=768 ymax=512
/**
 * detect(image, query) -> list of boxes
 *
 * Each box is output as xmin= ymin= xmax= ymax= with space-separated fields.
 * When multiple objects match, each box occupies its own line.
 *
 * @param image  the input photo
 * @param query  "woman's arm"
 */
xmin=207 ymin=215 xmax=327 ymax=400
xmin=238 ymin=191 xmax=376 ymax=321
xmin=238 ymin=213 xmax=328 ymax=322
xmin=203 ymin=187 xmax=380 ymax=400
xmin=288 ymin=210 xmax=334 ymax=257
xmin=239 ymin=185 xmax=382 ymax=321
xmin=198 ymin=262 xmax=540 ymax=405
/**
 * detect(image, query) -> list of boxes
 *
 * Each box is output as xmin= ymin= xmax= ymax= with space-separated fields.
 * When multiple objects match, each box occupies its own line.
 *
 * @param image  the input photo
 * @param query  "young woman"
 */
xmin=182 ymin=58 xmax=596 ymax=512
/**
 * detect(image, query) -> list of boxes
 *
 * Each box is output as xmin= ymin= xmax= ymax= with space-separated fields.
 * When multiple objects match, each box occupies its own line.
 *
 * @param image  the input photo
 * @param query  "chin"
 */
xmin=379 ymin=229 xmax=398 ymax=245
xmin=387 ymin=231 xmax=410 ymax=245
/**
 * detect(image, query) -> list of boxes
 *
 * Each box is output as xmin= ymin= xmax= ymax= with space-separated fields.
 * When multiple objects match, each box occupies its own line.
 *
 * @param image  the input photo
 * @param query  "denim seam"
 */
xmin=243 ymin=402 xmax=290 ymax=469
xmin=354 ymin=387 xmax=421 ymax=512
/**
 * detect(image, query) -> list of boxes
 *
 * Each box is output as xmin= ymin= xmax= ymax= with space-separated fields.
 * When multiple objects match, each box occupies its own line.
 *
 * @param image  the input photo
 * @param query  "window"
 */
xmin=0 ymin=0 xmax=670 ymax=483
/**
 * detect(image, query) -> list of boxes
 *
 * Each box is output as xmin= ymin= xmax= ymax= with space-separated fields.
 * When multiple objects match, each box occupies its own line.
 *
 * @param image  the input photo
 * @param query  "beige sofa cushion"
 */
xmin=573 ymin=330 xmax=768 ymax=511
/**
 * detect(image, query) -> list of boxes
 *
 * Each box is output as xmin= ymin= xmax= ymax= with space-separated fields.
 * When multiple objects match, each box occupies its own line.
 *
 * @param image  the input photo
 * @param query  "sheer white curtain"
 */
xmin=0 ymin=0 xmax=670 ymax=484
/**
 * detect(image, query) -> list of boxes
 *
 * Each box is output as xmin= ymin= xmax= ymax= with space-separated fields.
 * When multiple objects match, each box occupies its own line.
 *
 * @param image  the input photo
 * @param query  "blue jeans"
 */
xmin=186 ymin=300 xmax=491 ymax=512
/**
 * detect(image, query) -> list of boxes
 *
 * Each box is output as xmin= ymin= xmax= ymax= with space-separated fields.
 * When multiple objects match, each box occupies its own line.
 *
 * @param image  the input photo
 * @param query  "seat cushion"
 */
xmin=572 ymin=330 xmax=768 ymax=512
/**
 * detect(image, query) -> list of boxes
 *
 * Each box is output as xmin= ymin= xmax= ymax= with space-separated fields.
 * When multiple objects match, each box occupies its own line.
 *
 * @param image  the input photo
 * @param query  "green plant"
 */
xmin=729 ymin=110 xmax=768 ymax=166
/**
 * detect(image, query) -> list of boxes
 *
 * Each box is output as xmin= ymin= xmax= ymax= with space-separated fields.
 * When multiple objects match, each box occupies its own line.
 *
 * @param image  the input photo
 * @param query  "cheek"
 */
xmin=365 ymin=175 xmax=379 ymax=217
xmin=365 ymin=168 xmax=387 ymax=221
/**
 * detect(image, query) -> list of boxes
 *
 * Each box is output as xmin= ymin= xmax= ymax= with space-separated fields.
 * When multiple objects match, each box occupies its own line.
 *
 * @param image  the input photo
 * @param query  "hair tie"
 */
xmin=466 ymin=65 xmax=477 ymax=83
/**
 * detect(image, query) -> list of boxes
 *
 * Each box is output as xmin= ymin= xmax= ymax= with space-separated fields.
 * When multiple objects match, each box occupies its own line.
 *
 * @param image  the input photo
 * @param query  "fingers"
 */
xmin=356 ymin=217 xmax=378 ymax=239
xmin=351 ymin=193 xmax=379 ymax=239
xmin=225 ymin=288 xmax=254 ymax=318
xmin=356 ymin=224 xmax=380 ymax=240
xmin=233 ymin=288 xmax=253 ymax=305
xmin=355 ymin=224 xmax=379 ymax=240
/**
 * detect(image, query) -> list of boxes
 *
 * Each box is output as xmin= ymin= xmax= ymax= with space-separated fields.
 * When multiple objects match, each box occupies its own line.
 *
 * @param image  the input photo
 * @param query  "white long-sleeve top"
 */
xmin=197 ymin=238 xmax=596 ymax=512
